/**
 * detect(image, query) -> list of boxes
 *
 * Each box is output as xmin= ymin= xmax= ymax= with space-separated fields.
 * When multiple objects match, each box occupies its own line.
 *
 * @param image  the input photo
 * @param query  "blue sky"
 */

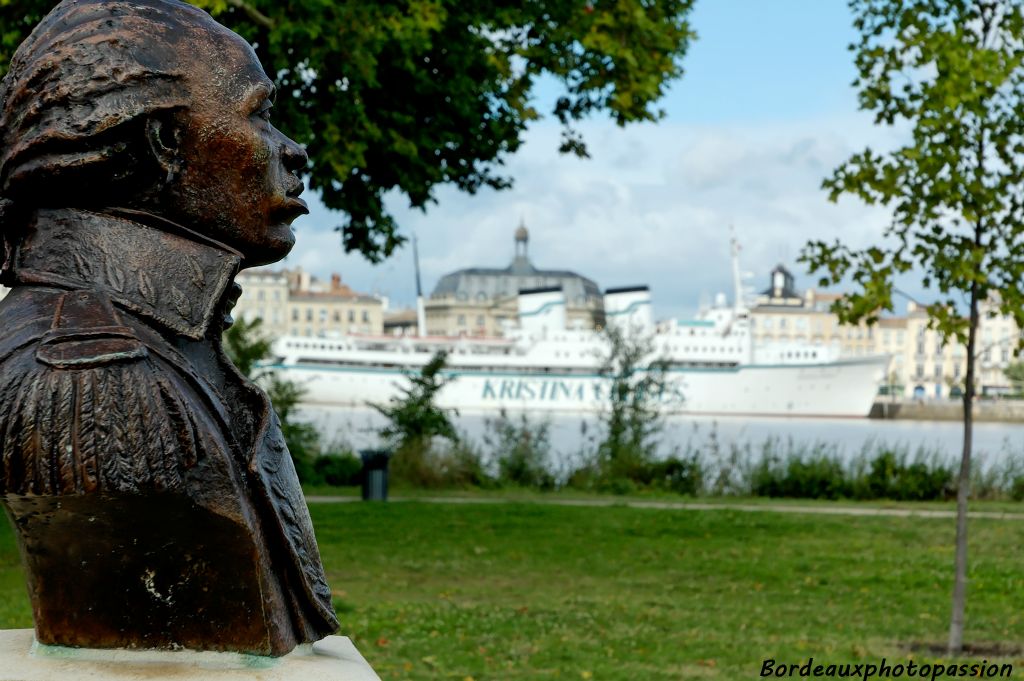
xmin=661 ymin=0 xmax=861 ymax=124
xmin=282 ymin=0 xmax=904 ymax=321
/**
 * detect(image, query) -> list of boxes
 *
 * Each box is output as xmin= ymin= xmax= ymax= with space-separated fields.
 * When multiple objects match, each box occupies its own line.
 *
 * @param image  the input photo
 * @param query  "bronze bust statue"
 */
xmin=0 ymin=0 xmax=338 ymax=656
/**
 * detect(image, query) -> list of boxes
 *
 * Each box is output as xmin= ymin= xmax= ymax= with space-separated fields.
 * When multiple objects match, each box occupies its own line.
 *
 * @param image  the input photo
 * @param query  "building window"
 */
xmin=292 ymin=309 xmax=299 ymax=322
xmin=273 ymin=291 xmax=281 ymax=301
xmin=457 ymin=314 xmax=466 ymax=326
xmin=333 ymin=310 xmax=341 ymax=322
xmin=933 ymin=365 xmax=942 ymax=381
xmin=257 ymin=290 xmax=265 ymax=301
xmin=476 ymin=315 xmax=485 ymax=327
xmin=348 ymin=310 xmax=355 ymax=323
xmin=779 ymin=318 xmax=787 ymax=329
xmin=915 ymin=364 xmax=924 ymax=378
xmin=362 ymin=310 xmax=370 ymax=323
xmin=319 ymin=309 xmax=327 ymax=322
xmin=306 ymin=309 xmax=313 ymax=322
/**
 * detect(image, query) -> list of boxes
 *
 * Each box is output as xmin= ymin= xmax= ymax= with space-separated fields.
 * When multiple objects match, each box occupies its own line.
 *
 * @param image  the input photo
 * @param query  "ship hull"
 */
xmin=267 ymin=355 xmax=887 ymax=418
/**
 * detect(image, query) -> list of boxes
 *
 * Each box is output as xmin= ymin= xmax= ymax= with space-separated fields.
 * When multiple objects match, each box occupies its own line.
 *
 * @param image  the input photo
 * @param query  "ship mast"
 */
xmin=413 ymin=234 xmax=427 ymax=337
xmin=730 ymin=227 xmax=748 ymax=318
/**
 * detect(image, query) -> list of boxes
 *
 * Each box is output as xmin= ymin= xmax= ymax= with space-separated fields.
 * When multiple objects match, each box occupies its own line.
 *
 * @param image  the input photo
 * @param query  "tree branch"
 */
xmin=226 ymin=0 xmax=274 ymax=30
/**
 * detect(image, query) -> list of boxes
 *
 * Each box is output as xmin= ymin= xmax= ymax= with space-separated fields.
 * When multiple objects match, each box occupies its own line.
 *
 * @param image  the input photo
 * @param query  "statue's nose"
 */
xmin=281 ymin=137 xmax=308 ymax=173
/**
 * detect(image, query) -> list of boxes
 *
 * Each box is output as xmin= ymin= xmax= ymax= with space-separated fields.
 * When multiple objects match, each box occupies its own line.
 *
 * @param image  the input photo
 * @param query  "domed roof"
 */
xmin=430 ymin=222 xmax=601 ymax=306
xmin=514 ymin=221 xmax=529 ymax=243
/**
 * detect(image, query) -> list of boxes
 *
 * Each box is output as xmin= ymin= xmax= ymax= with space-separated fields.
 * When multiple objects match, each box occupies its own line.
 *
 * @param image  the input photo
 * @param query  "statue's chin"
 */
xmin=242 ymin=229 xmax=295 ymax=267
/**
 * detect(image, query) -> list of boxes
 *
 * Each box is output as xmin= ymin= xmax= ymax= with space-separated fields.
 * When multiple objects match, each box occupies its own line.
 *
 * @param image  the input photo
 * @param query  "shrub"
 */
xmin=485 ymin=411 xmax=556 ymax=490
xmin=314 ymin=452 xmax=362 ymax=487
xmin=862 ymin=451 xmax=953 ymax=501
xmin=1011 ymin=476 xmax=1024 ymax=502
xmin=389 ymin=436 xmax=495 ymax=489
xmin=749 ymin=445 xmax=847 ymax=500
xmin=648 ymin=456 xmax=703 ymax=495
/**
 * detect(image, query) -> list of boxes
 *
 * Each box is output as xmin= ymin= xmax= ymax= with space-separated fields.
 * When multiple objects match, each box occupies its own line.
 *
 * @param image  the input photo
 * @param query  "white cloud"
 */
xmin=281 ymin=113 xmax=909 ymax=320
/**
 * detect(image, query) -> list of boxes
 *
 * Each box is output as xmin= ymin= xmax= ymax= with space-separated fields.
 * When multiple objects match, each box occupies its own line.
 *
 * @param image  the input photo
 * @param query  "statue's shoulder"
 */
xmin=0 ymin=287 xmax=148 ymax=370
xmin=0 ymin=288 xmax=229 ymax=496
xmin=0 ymin=286 xmax=63 ymax=362
xmin=36 ymin=290 xmax=149 ymax=369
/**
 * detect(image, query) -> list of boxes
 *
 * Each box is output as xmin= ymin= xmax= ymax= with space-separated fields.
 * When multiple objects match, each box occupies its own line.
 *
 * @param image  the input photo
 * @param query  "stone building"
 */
xmin=383 ymin=308 xmax=419 ymax=336
xmin=748 ymin=265 xmax=1021 ymax=399
xmin=233 ymin=269 xmax=290 ymax=337
xmin=425 ymin=223 xmax=603 ymax=336
xmin=750 ymin=265 xmax=877 ymax=358
xmin=234 ymin=268 xmax=384 ymax=339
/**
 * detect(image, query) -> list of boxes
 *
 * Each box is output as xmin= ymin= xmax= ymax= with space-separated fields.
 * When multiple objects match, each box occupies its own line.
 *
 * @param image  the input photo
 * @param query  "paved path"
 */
xmin=305 ymin=495 xmax=1024 ymax=520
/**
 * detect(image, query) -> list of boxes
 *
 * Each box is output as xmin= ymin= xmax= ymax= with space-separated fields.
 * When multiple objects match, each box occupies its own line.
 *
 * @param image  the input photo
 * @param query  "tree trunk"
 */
xmin=948 ymin=281 xmax=979 ymax=655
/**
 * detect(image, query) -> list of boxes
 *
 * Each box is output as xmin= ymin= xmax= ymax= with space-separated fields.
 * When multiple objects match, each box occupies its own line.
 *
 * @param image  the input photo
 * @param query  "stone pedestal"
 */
xmin=0 ymin=630 xmax=380 ymax=680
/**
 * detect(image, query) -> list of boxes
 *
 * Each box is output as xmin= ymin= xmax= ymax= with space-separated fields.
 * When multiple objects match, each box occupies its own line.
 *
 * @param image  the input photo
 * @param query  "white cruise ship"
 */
xmin=266 ymin=242 xmax=888 ymax=417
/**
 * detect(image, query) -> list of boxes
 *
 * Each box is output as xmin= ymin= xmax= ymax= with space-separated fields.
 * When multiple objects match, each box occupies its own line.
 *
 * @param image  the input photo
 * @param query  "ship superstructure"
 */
xmin=266 ymin=239 xmax=887 ymax=417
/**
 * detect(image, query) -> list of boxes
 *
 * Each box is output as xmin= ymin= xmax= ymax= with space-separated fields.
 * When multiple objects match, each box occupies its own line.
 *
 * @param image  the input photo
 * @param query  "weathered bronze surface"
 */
xmin=0 ymin=0 xmax=339 ymax=655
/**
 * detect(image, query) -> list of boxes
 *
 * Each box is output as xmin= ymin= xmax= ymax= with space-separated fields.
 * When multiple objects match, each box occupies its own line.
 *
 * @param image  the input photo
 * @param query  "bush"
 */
xmin=649 ymin=456 xmax=703 ymax=495
xmin=389 ymin=436 xmax=495 ymax=489
xmin=439 ymin=438 xmax=497 ymax=489
xmin=863 ymin=451 xmax=953 ymax=501
xmin=485 ymin=411 xmax=556 ymax=490
xmin=563 ymin=451 xmax=702 ymax=496
xmin=748 ymin=442 xmax=955 ymax=502
xmin=1011 ymin=476 xmax=1024 ymax=502
xmin=752 ymin=453 xmax=849 ymax=500
xmin=313 ymin=452 xmax=362 ymax=487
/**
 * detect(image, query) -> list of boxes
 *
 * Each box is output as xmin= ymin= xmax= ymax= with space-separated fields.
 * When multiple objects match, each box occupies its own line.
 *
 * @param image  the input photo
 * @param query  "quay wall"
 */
xmin=870 ymin=399 xmax=1024 ymax=422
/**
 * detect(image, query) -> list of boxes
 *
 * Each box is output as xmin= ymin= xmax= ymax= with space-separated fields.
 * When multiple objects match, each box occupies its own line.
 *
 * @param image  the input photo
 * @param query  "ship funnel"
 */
xmin=517 ymin=286 xmax=566 ymax=338
xmin=604 ymin=286 xmax=653 ymax=333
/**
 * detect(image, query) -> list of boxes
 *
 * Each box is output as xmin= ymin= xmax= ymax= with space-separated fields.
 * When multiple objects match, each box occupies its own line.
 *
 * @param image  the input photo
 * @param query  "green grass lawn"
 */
xmin=306 ymin=484 xmax=1024 ymax=514
xmin=0 ymin=501 xmax=1022 ymax=679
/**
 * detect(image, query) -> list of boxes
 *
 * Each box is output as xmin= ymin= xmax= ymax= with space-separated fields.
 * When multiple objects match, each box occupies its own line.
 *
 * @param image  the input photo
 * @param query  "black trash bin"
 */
xmin=360 ymin=449 xmax=391 ymax=501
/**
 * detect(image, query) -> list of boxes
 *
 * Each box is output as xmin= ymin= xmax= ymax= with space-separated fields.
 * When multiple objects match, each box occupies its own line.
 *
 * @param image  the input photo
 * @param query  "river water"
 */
xmin=297 ymin=405 xmax=1024 ymax=470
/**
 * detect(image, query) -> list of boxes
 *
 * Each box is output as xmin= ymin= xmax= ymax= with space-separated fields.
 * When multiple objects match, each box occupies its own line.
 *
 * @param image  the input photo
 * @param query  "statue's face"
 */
xmin=167 ymin=29 xmax=308 ymax=266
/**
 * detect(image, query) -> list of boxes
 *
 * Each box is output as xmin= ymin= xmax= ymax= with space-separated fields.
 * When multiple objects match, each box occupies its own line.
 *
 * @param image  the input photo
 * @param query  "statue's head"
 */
xmin=0 ymin=0 xmax=308 ymax=268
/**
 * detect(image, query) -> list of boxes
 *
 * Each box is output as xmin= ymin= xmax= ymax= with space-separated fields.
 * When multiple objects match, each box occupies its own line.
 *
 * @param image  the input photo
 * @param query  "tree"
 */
xmin=800 ymin=0 xmax=1024 ymax=654
xmin=371 ymin=350 xmax=458 ymax=483
xmin=594 ymin=323 xmax=671 ymax=487
xmin=0 ymin=1 xmax=695 ymax=261
xmin=1004 ymin=360 xmax=1024 ymax=395
xmin=223 ymin=317 xmax=273 ymax=378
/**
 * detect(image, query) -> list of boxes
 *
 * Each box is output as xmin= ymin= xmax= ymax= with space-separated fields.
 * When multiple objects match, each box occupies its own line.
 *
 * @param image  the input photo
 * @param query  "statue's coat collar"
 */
xmin=13 ymin=208 xmax=243 ymax=340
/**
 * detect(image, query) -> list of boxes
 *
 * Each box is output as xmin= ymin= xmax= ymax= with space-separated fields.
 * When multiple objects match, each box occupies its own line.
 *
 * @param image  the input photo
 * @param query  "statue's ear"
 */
xmin=144 ymin=115 xmax=183 ymax=182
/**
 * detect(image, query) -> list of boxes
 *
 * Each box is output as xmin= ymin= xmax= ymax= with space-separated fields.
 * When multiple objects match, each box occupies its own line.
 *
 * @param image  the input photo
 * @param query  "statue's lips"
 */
xmin=275 ymin=197 xmax=309 ymax=223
